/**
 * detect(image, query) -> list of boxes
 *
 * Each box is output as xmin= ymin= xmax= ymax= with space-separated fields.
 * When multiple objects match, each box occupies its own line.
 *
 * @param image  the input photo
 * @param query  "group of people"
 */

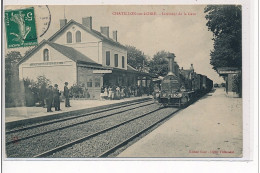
xmin=40 ymin=82 xmax=152 ymax=111
xmin=41 ymin=82 xmax=71 ymax=112
xmin=100 ymin=85 xmax=147 ymax=100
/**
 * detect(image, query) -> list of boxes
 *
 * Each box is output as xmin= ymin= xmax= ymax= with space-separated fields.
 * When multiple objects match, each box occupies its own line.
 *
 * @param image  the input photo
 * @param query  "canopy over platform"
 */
xmin=217 ymin=67 xmax=241 ymax=98
xmin=217 ymin=67 xmax=241 ymax=76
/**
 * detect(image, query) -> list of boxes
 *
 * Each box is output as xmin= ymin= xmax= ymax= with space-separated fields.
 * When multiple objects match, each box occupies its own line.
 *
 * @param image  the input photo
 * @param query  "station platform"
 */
xmin=117 ymin=88 xmax=242 ymax=158
xmin=5 ymin=96 xmax=152 ymax=126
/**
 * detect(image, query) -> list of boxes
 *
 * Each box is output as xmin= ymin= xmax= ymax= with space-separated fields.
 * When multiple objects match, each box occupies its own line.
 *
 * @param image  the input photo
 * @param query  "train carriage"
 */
xmin=206 ymin=77 xmax=213 ymax=92
xmin=193 ymin=73 xmax=201 ymax=91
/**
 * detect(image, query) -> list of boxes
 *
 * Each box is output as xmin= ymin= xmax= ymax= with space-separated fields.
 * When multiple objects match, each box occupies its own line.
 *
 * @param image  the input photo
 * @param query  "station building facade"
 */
xmin=18 ymin=17 xmax=152 ymax=99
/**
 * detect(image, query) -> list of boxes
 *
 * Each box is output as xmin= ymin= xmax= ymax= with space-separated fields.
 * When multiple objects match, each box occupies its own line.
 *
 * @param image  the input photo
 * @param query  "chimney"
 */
xmin=181 ymin=67 xmax=184 ymax=70
xmin=190 ymin=64 xmax=194 ymax=70
xmin=113 ymin=30 xmax=117 ymax=41
xmin=82 ymin=16 xmax=92 ymax=30
xmin=100 ymin=26 xmax=109 ymax=37
xmin=60 ymin=19 xmax=67 ymax=29
xmin=166 ymin=53 xmax=175 ymax=76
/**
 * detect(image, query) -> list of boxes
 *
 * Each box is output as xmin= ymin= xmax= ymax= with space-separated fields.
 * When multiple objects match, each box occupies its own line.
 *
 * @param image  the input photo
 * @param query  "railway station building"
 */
xmin=18 ymin=17 xmax=153 ymax=99
xmin=217 ymin=67 xmax=242 ymax=98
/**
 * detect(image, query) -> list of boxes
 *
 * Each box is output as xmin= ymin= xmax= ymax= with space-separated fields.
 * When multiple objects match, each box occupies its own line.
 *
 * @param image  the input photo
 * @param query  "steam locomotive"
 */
xmin=153 ymin=53 xmax=213 ymax=107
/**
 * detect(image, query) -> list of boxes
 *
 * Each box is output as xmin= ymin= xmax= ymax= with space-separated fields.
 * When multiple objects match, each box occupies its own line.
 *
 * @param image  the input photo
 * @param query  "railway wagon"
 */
xmin=153 ymin=53 xmax=213 ymax=108
xmin=206 ymin=77 xmax=213 ymax=92
xmin=201 ymin=74 xmax=207 ymax=90
xmin=192 ymin=73 xmax=202 ymax=96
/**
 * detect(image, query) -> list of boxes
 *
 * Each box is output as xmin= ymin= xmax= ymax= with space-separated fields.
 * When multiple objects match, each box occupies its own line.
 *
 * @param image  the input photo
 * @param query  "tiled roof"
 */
xmin=127 ymin=64 xmax=138 ymax=72
xmin=48 ymin=42 xmax=100 ymax=66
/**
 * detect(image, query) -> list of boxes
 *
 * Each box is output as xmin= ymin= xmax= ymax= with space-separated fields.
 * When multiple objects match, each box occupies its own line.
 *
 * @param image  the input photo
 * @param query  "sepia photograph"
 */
xmin=3 ymin=5 xmax=244 ymax=159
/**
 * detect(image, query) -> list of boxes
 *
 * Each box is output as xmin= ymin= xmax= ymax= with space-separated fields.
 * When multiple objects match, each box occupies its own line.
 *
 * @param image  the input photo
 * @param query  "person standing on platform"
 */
xmin=46 ymin=85 xmax=54 ymax=112
xmin=53 ymin=84 xmax=61 ymax=111
xmin=112 ymin=85 xmax=116 ymax=100
xmin=100 ymin=86 xmax=105 ymax=100
xmin=108 ymin=86 xmax=112 ymax=100
xmin=116 ymin=86 xmax=121 ymax=99
xmin=39 ymin=83 xmax=47 ymax=107
xmin=121 ymin=86 xmax=125 ymax=99
xmin=64 ymin=82 xmax=71 ymax=107
xmin=104 ymin=86 xmax=108 ymax=99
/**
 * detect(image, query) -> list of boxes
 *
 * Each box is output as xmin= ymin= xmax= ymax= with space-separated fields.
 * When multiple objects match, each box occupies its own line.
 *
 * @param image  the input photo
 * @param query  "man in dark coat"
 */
xmin=46 ymin=85 xmax=54 ymax=112
xmin=64 ymin=82 xmax=71 ymax=107
xmin=53 ymin=84 xmax=61 ymax=111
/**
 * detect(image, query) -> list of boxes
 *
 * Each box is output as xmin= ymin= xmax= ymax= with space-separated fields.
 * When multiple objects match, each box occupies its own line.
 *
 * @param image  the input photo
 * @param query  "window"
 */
xmin=43 ymin=49 xmax=49 ymax=61
xmin=106 ymin=51 xmax=110 ymax=66
xmin=142 ymin=79 xmax=146 ymax=87
xmin=147 ymin=80 xmax=151 ymax=86
xmin=76 ymin=31 xmax=81 ymax=43
xmin=67 ymin=32 xmax=72 ymax=43
xmin=87 ymin=78 xmax=92 ymax=87
xmin=122 ymin=56 xmax=125 ymax=68
xmin=114 ymin=54 xmax=118 ymax=67
xmin=94 ymin=78 xmax=100 ymax=87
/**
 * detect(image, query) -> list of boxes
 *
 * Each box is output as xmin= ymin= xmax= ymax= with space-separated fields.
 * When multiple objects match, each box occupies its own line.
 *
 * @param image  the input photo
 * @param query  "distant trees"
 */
xmin=126 ymin=45 xmax=173 ymax=76
xmin=126 ymin=45 xmax=148 ymax=72
xmin=23 ymin=75 xmax=51 ymax=106
xmin=204 ymin=5 xmax=242 ymax=71
xmin=5 ymin=51 xmax=22 ymax=82
xmin=148 ymin=50 xmax=172 ymax=77
xmin=5 ymin=51 xmax=53 ymax=107
xmin=5 ymin=51 xmax=23 ymax=106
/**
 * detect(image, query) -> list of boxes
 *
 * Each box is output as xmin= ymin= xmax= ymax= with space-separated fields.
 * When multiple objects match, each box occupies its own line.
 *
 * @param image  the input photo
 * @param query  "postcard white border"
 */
xmin=1 ymin=0 xmax=258 ymax=172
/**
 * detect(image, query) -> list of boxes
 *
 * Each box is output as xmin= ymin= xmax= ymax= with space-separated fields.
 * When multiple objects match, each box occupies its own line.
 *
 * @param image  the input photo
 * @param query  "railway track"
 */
xmin=6 ymin=100 xmax=160 ymax=157
xmin=34 ymin=108 xmax=163 ymax=158
xmin=6 ymin=99 xmax=151 ymax=134
xmin=98 ymin=108 xmax=180 ymax=158
xmin=6 ymin=98 xmax=180 ymax=158
xmin=6 ymin=100 xmax=154 ymax=145
xmin=45 ymin=108 xmax=180 ymax=158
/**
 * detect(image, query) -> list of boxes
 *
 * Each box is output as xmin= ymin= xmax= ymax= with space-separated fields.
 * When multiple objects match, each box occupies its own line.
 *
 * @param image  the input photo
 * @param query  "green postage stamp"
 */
xmin=5 ymin=7 xmax=38 ymax=48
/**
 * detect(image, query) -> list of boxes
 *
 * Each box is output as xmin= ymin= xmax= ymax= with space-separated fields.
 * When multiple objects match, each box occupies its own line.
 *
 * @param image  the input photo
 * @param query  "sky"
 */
xmin=5 ymin=5 xmax=225 ymax=83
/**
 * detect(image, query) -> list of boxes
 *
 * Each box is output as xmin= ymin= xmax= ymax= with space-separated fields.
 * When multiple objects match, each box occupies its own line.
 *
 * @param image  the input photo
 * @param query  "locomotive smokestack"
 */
xmin=167 ymin=53 xmax=175 ymax=76
xmin=190 ymin=64 xmax=194 ymax=70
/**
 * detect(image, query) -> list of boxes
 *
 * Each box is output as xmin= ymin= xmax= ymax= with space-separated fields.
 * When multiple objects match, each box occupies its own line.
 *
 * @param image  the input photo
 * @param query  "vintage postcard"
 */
xmin=2 ymin=4 xmax=251 ymax=161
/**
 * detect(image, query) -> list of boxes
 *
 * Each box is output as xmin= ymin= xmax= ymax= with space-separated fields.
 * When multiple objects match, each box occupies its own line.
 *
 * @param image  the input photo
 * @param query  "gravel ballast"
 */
xmin=48 ymin=107 xmax=178 ymax=158
xmin=6 ymin=102 xmax=158 ymax=158
xmin=6 ymin=101 xmax=153 ymax=144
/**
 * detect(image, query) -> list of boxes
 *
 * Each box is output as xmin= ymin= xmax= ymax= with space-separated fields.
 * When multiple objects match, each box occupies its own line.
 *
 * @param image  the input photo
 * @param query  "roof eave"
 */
xmin=17 ymin=40 xmax=48 ymax=65
xmin=102 ymin=39 xmax=127 ymax=50
xmin=48 ymin=20 xmax=102 ymax=42
xmin=76 ymin=60 xmax=102 ymax=66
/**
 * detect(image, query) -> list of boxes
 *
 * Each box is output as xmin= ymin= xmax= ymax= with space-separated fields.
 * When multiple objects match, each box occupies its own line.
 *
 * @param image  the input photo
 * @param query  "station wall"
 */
xmin=77 ymin=66 xmax=103 ymax=99
xmin=52 ymin=24 xmax=103 ymax=64
xmin=19 ymin=44 xmax=77 ymax=89
xmin=102 ymin=41 xmax=127 ymax=70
